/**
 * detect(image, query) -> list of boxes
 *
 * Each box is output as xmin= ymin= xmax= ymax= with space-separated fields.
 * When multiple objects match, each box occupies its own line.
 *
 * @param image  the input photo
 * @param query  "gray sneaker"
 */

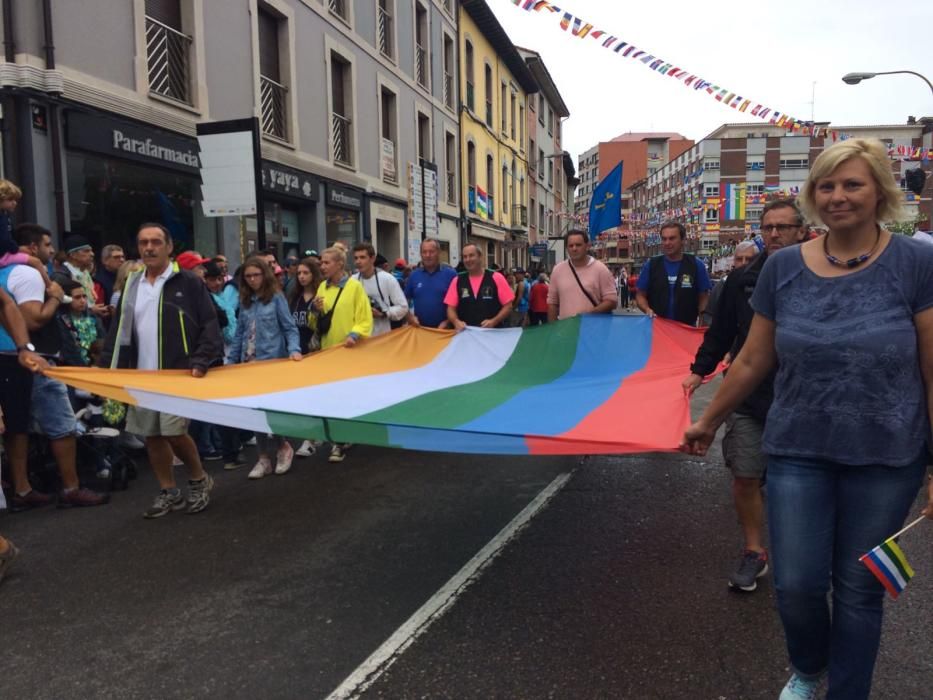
xmin=729 ymin=550 xmax=769 ymax=591
xmin=143 ymin=489 xmax=185 ymax=519
xmin=0 ymin=540 xmax=20 ymax=584
xmin=186 ymin=474 xmax=214 ymax=514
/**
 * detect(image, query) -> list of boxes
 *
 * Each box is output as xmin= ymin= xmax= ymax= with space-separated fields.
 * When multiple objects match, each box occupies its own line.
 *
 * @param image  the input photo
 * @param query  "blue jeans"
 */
xmin=767 ymin=453 xmax=926 ymax=699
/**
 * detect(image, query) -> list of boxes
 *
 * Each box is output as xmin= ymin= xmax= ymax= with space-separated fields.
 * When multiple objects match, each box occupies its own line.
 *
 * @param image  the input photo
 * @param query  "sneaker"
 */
xmin=223 ymin=457 xmax=247 ymax=471
xmin=200 ymin=451 xmax=223 ymax=462
xmin=779 ymin=673 xmax=822 ymax=700
xmin=143 ymin=489 xmax=185 ymax=519
xmin=58 ymin=488 xmax=110 ymax=509
xmin=729 ymin=549 xmax=769 ymax=592
xmin=0 ymin=540 xmax=20 ymax=584
xmin=11 ymin=489 xmax=53 ymax=512
xmin=275 ymin=442 xmax=295 ymax=475
xmin=118 ymin=432 xmax=147 ymax=450
xmin=295 ymin=440 xmax=316 ymax=458
xmin=186 ymin=474 xmax=214 ymax=514
xmin=248 ymin=458 xmax=273 ymax=479
xmin=171 ymin=456 xmax=184 ymax=467
xmin=328 ymin=444 xmax=345 ymax=463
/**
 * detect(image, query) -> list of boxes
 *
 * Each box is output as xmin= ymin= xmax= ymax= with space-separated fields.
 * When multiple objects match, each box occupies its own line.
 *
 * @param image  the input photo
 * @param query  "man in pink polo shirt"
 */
xmin=444 ymin=243 xmax=514 ymax=329
xmin=547 ymin=230 xmax=618 ymax=322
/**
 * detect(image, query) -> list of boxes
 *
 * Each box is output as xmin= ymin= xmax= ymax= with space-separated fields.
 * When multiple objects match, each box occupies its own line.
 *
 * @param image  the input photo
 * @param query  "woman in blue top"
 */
xmin=684 ymin=138 xmax=933 ymax=700
xmin=229 ymin=257 xmax=302 ymax=479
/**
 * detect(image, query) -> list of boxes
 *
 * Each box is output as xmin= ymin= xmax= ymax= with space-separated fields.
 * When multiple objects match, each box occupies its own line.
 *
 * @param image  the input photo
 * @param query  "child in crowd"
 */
xmin=0 ymin=180 xmax=53 ymax=286
xmin=57 ymin=280 xmax=105 ymax=367
xmin=228 ymin=257 xmax=302 ymax=478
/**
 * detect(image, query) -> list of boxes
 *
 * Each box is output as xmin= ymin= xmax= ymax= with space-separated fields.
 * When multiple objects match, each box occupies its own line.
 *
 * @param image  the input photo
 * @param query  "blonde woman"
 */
xmin=683 ymin=138 xmax=933 ymax=700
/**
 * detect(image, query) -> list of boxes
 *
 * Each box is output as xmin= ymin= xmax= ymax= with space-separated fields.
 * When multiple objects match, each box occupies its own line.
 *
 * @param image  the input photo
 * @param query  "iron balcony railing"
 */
xmin=260 ymin=75 xmax=288 ymax=140
xmin=415 ymin=44 xmax=428 ymax=88
xmin=332 ymin=112 xmax=352 ymax=165
xmin=444 ymin=72 xmax=453 ymax=109
xmin=329 ymin=0 xmax=348 ymax=22
xmin=145 ymin=16 xmax=192 ymax=104
xmin=377 ymin=6 xmax=392 ymax=58
xmin=446 ymin=171 xmax=455 ymax=203
xmin=512 ymin=205 xmax=528 ymax=228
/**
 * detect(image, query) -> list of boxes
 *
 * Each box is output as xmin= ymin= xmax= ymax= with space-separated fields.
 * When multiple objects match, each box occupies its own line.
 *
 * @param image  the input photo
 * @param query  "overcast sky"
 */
xmin=488 ymin=0 xmax=933 ymax=164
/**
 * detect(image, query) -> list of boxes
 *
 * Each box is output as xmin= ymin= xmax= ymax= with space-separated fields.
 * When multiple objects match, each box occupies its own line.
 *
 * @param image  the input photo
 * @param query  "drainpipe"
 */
xmin=42 ymin=0 xmax=67 ymax=234
xmin=2 ymin=0 xmax=14 ymax=62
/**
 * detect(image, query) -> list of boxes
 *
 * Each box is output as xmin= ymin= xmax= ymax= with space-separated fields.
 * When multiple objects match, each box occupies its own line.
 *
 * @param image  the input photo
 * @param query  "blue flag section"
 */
xmin=588 ymin=161 xmax=623 ymax=239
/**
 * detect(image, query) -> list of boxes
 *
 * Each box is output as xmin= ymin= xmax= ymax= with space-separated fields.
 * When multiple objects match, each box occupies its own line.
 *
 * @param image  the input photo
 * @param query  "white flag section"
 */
xmin=198 ymin=130 xmax=257 ymax=216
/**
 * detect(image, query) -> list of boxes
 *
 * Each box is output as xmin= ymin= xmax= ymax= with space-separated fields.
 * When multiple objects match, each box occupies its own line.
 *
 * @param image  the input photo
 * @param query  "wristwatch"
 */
xmin=16 ymin=343 xmax=36 ymax=353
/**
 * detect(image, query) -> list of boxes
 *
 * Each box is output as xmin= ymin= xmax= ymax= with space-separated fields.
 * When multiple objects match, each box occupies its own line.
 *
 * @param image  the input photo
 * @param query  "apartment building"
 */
xmin=1 ymin=0 xmax=460 ymax=267
xmin=632 ymin=119 xmax=933 ymax=258
xmin=459 ymin=0 xmax=536 ymax=269
xmin=517 ymin=46 xmax=569 ymax=268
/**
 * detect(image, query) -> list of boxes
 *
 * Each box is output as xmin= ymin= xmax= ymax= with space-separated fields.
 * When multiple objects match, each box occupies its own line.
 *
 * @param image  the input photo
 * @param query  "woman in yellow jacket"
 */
xmin=313 ymin=246 xmax=373 ymax=462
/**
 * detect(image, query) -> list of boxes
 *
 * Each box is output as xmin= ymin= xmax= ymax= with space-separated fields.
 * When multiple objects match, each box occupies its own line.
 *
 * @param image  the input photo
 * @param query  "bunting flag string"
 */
xmin=507 ymin=0 xmax=933 ymax=155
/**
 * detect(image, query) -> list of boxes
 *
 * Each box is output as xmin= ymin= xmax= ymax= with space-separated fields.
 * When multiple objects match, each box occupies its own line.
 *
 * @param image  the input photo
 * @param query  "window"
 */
xmin=538 ymin=94 xmax=544 ymax=124
xmin=442 ymin=34 xmax=454 ymax=109
xmin=414 ymin=2 xmax=428 ymax=89
xmin=377 ymin=0 xmax=393 ymax=59
xmin=538 ymin=148 xmax=544 ymax=181
xmin=746 ymin=159 xmax=764 ymax=171
xmin=502 ymin=165 xmax=509 ymax=213
xmin=500 ymin=83 xmax=507 ymax=133
xmin=417 ymin=112 xmax=431 ymax=162
xmin=518 ymin=103 xmax=525 ymax=150
xmin=328 ymin=0 xmax=349 ymax=24
xmin=539 ymin=203 xmax=545 ymax=233
xmin=258 ymin=7 xmax=288 ymax=140
xmin=464 ymin=41 xmax=474 ymax=112
xmin=486 ymin=154 xmax=494 ymax=201
xmin=510 ymin=92 xmax=517 ymax=140
xmin=704 ymin=184 xmax=719 ymax=197
xmin=144 ymin=0 xmax=192 ymax=104
xmin=380 ymin=87 xmax=397 ymax=183
xmin=705 ymin=208 xmax=719 ymax=223
xmin=547 ymin=160 xmax=553 ymax=188
xmin=484 ymin=65 xmax=493 ymax=127
xmin=330 ymin=51 xmax=353 ymax=166
xmin=780 ymin=158 xmax=809 ymax=169
xmin=445 ymin=132 xmax=456 ymax=204
xmin=547 ymin=106 xmax=553 ymax=136
xmin=530 ymin=196 xmax=536 ymax=227
xmin=704 ymin=159 xmax=720 ymax=171
xmin=746 ymin=207 xmax=763 ymax=222
xmin=746 ymin=184 xmax=764 ymax=196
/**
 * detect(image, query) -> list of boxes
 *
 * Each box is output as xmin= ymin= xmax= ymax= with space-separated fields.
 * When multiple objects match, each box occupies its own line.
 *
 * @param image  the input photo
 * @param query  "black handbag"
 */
xmin=316 ymin=284 xmax=345 ymax=338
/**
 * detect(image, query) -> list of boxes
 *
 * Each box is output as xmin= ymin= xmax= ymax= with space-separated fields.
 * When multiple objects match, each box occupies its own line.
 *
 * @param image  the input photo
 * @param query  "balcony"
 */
xmin=511 ymin=205 xmax=528 ymax=229
xmin=145 ymin=16 xmax=192 ymax=104
xmin=377 ymin=6 xmax=393 ymax=58
xmin=443 ymin=72 xmax=453 ymax=109
xmin=328 ymin=0 xmax=349 ymax=22
xmin=446 ymin=171 xmax=455 ymax=204
xmin=332 ymin=112 xmax=352 ymax=166
xmin=260 ymin=76 xmax=288 ymax=140
xmin=467 ymin=185 xmax=476 ymax=213
xmin=415 ymin=44 xmax=428 ymax=88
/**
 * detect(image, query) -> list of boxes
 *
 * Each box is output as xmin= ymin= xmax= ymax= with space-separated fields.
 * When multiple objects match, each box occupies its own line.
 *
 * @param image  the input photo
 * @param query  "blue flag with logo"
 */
xmin=588 ymin=161 xmax=623 ymax=239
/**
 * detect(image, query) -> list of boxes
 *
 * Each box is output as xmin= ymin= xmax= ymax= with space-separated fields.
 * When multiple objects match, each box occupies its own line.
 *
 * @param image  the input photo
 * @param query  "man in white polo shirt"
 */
xmin=547 ymin=230 xmax=618 ymax=322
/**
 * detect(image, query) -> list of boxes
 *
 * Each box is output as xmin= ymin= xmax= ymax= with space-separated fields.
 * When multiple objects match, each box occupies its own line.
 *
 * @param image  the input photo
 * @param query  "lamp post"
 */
xmin=841 ymin=70 xmax=933 ymax=96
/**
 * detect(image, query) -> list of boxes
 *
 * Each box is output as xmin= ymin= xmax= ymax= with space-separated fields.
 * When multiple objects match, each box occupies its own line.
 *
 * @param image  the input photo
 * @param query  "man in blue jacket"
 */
xmin=101 ymin=223 xmax=223 ymax=519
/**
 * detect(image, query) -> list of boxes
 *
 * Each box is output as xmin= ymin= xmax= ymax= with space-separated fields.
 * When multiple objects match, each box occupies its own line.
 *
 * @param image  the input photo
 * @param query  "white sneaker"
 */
xmin=779 ymin=673 xmax=822 ymax=700
xmin=248 ymin=457 xmax=272 ymax=479
xmin=295 ymin=440 xmax=316 ymax=457
xmin=119 ymin=432 xmax=146 ymax=450
xmin=328 ymin=444 xmax=345 ymax=463
xmin=275 ymin=442 xmax=295 ymax=475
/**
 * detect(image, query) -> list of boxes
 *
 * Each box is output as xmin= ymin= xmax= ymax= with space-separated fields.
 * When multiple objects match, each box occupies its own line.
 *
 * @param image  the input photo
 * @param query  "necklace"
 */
xmin=823 ymin=226 xmax=882 ymax=269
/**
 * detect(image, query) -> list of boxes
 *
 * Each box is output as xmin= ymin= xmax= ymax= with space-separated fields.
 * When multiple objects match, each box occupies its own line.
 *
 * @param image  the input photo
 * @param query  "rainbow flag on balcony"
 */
xmin=47 ymin=316 xmax=708 ymax=456
xmin=476 ymin=186 xmax=489 ymax=218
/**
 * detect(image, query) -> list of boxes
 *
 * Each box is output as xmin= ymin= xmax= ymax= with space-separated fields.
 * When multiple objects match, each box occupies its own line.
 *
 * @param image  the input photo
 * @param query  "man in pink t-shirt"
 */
xmin=547 ymin=230 xmax=618 ymax=321
xmin=444 ymin=243 xmax=514 ymax=329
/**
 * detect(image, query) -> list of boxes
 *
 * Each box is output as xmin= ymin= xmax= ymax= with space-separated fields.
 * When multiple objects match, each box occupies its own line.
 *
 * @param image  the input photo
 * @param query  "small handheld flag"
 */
xmin=859 ymin=516 xmax=925 ymax=599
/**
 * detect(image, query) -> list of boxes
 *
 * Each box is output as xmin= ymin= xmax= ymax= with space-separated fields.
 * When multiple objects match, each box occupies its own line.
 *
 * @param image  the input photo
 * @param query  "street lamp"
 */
xmin=842 ymin=70 xmax=933 ymax=96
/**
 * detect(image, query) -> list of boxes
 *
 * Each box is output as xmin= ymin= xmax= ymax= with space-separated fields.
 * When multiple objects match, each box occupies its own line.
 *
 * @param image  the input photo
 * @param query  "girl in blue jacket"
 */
xmin=229 ymin=257 xmax=302 ymax=478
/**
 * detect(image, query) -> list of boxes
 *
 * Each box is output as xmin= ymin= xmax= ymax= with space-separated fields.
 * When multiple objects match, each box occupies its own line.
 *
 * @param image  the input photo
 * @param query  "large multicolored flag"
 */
xmin=48 ymin=316 xmax=708 ymax=456
xmin=860 ymin=536 xmax=916 ymax=599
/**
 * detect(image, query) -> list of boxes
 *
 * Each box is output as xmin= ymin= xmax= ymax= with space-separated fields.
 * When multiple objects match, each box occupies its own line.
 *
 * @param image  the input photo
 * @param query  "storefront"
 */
xmin=243 ymin=161 xmax=320 ymax=261
xmin=466 ymin=219 xmax=505 ymax=267
xmin=65 ymin=110 xmax=215 ymax=255
xmin=325 ymin=183 xmax=363 ymax=250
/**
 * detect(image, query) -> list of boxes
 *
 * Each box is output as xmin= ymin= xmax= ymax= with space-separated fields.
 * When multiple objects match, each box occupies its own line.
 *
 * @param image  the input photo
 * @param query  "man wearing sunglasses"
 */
xmin=682 ymin=198 xmax=808 ymax=594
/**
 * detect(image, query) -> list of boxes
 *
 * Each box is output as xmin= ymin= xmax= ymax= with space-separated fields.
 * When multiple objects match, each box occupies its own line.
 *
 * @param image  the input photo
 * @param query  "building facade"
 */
xmin=459 ymin=0 xmax=536 ymax=270
xmin=517 ymin=46 xmax=568 ymax=270
xmin=1 ymin=0 xmax=460 ymax=268
xmin=631 ymin=120 xmax=933 ymax=263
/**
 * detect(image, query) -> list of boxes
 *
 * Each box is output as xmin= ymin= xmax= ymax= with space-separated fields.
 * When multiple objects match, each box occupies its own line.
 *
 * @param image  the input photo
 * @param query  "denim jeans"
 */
xmin=767 ymin=453 xmax=926 ymax=700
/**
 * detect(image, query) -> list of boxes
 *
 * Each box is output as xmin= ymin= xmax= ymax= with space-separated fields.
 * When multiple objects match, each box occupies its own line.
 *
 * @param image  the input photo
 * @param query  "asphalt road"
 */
xmin=1 ymin=380 xmax=930 ymax=699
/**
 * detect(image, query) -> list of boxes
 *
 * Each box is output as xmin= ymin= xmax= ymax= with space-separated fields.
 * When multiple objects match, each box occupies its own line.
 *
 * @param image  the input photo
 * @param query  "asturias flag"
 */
xmin=588 ymin=161 xmax=623 ymax=239
xmin=48 ymin=316 xmax=709 ymax=456
xmin=860 ymin=536 xmax=915 ymax=599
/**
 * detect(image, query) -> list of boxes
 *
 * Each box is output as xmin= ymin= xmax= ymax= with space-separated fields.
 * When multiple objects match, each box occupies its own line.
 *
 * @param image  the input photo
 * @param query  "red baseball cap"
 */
xmin=176 ymin=251 xmax=212 ymax=270
xmin=395 ymin=257 xmax=407 ymax=269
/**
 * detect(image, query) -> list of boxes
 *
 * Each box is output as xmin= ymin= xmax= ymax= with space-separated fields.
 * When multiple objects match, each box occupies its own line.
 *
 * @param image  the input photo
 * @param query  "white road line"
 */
xmin=325 ymin=470 xmax=576 ymax=700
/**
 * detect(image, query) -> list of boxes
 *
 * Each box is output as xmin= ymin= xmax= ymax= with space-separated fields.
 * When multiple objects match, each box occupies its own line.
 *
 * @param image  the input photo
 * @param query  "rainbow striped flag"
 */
xmin=48 ymin=316 xmax=707 ymax=456
xmin=860 ymin=537 xmax=915 ymax=599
